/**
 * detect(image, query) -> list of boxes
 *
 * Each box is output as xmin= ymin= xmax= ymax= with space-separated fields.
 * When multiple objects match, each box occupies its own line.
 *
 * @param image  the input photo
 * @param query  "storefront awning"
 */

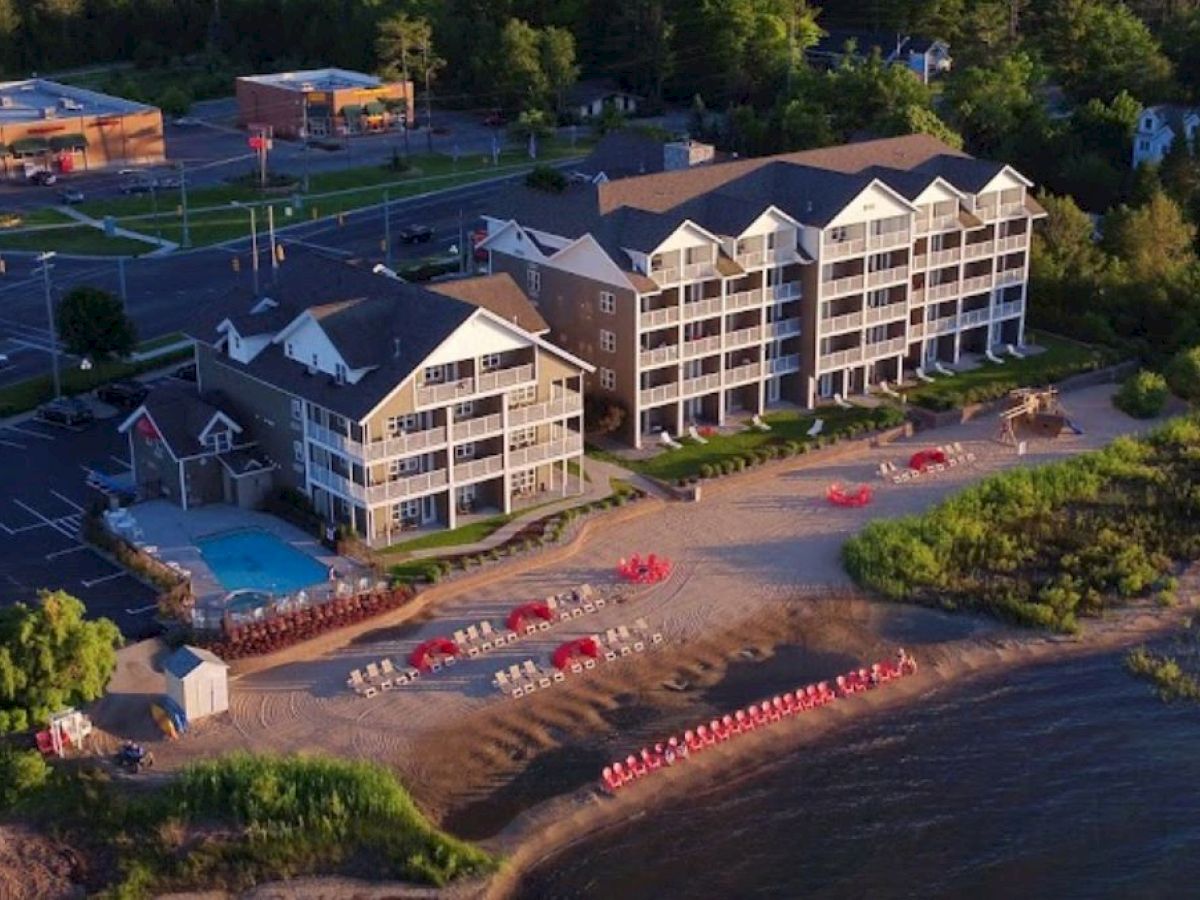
xmin=49 ymin=133 xmax=88 ymax=151
xmin=340 ymin=104 xmax=362 ymax=120
xmin=10 ymin=137 xmax=48 ymax=154
xmin=364 ymin=101 xmax=385 ymax=115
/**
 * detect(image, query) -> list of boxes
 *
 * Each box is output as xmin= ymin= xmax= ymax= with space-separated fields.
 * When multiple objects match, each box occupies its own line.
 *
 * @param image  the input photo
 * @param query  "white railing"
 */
xmin=640 ymin=383 xmax=679 ymax=406
xmin=308 ymin=422 xmax=363 ymax=457
xmin=508 ymin=434 xmax=584 ymax=468
xmin=911 ymin=253 xmax=928 ymax=269
xmin=416 ymin=375 xmax=474 ymax=407
xmin=364 ymin=425 xmax=448 ymax=462
xmin=640 ymin=344 xmax=680 ymax=367
xmin=909 ymin=322 xmax=925 ymax=339
xmin=507 ymin=392 xmax=583 ymax=427
xmin=682 ymin=296 xmax=724 ymax=320
xmin=995 ymin=268 xmax=1024 ymax=287
xmin=770 ymin=282 xmax=802 ymax=302
xmin=999 ymin=201 xmax=1026 ymax=218
xmin=823 ymin=237 xmax=867 ymax=259
xmin=823 ymin=273 xmax=865 ymax=297
xmin=683 ymin=335 xmax=722 ymax=358
xmin=867 ymin=265 xmax=909 ymax=287
xmin=769 ymin=354 xmax=801 ymax=375
xmin=960 ymin=274 xmax=993 ymax=295
xmin=477 ymin=364 xmax=535 ymax=395
xmin=766 ymin=319 xmax=801 ymax=339
xmin=994 ymin=300 xmax=1023 ymax=319
xmin=927 ymin=281 xmax=960 ymax=301
xmin=364 ymin=469 xmax=449 ymax=505
xmin=867 ymin=230 xmax=910 ymax=250
xmin=682 ymin=372 xmax=722 ymax=395
xmin=683 ymin=261 xmax=714 ymax=280
xmin=763 ymin=246 xmax=795 ymax=265
xmin=909 ymin=288 xmax=925 ymax=304
xmin=964 ymin=240 xmax=995 ymax=259
xmin=821 ymin=310 xmax=863 ymax=333
xmin=451 ymin=413 xmax=503 ymax=441
xmin=453 ymin=454 xmax=504 ymax=484
xmin=960 ymin=307 xmax=990 ymax=328
xmin=725 ymin=362 xmax=762 ymax=384
xmin=641 ymin=305 xmax=681 ymax=329
xmin=310 ymin=465 xmax=366 ymax=502
xmin=726 ymin=288 xmax=764 ymax=310
xmin=736 ymin=250 xmax=765 ymax=268
xmin=865 ymin=336 xmax=907 ymax=357
xmin=819 ymin=346 xmax=864 ymax=371
xmin=650 ymin=266 xmax=681 ymax=284
xmin=997 ymin=234 xmax=1026 ymax=252
xmin=929 ymin=315 xmax=958 ymax=335
xmin=865 ymin=303 xmax=906 ymax=325
xmin=725 ymin=325 xmax=762 ymax=349
xmin=929 ymin=248 xmax=959 ymax=267
xmin=917 ymin=213 xmax=959 ymax=234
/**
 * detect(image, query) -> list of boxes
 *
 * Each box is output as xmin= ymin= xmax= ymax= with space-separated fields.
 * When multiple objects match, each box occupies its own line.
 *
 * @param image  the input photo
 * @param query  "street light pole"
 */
xmin=178 ymin=162 xmax=191 ymax=249
xmin=383 ymin=189 xmax=392 ymax=270
xmin=232 ymin=202 xmax=259 ymax=295
xmin=267 ymin=204 xmax=278 ymax=283
xmin=36 ymin=251 xmax=61 ymax=399
xmin=301 ymin=96 xmax=311 ymax=193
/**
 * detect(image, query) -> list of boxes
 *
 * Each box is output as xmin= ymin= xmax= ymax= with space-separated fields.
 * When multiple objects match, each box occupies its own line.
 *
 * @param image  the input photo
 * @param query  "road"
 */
xmin=0 ymin=171 xmax=523 ymax=388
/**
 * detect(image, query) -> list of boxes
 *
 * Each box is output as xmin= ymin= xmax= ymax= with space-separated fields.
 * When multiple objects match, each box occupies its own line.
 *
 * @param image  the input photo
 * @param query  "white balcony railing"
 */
xmin=769 ymin=354 xmax=801 ymax=375
xmin=415 ymin=364 xmax=534 ymax=407
xmin=640 ymin=305 xmax=681 ymax=329
xmin=997 ymin=234 xmax=1026 ymax=252
xmin=909 ymin=322 xmax=925 ymax=340
xmin=640 ymin=383 xmax=679 ymax=406
xmin=683 ymin=260 xmax=715 ymax=280
xmin=766 ymin=319 xmax=802 ymax=339
xmin=364 ymin=425 xmax=448 ymax=462
xmin=725 ymin=362 xmax=762 ymax=384
xmin=865 ymin=303 xmax=906 ymax=325
xmin=453 ymin=454 xmax=504 ymax=485
xmin=909 ymin=288 xmax=925 ymax=304
xmin=682 ymin=296 xmax=724 ymax=320
xmin=911 ymin=253 xmax=928 ymax=269
xmin=683 ymin=335 xmax=722 ymax=358
xmin=995 ymin=300 xmax=1023 ymax=319
xmin=822 ymin=273 xmax=865 ymax=297
xmin=960 ymin=307 xmax=990 ymax=328
xmin=864 ymin=336 xmax=907 ymax=358
xmin=726 ymin=288 xmax=764 ymax=310
xmin=682 ymin=372 xmax=722 ymax=395
xmin=867 ymin=230 xmax=911 ymax=250
xmin=999 ymin=201 xmax=1026 ymax=219
xmin=451 ymin=413 xmax=503 ymax=441
xmin=769 ymin=282 xmax=802 ymax=302
xmin=508 ymin=434 xmax=584 ymax=468
xmin=725 ymin=325 xmax=762 ymax=349
xmin=307 ymin=422 xmax=363 ymax=457
xmin=819 ymin=346 xmax=864 ymax=371
xmin=964 ymin=240 xmax=995 ymax=259
xmin=960 ymin=274 xmax=993 ymax=296
xmin=650 ymin=266 xmax=680 ymax=284
xmin=928 ymin=248 xmax=959 ymax=267
xmin=927 ymin=281 xmax=961 ymax=302
xmin=823 ymin=237 xmax=867 ymax=259
xmin=507 ymin=391 xmax=583 ymax=427
xmin=929 ymin=315 xmax=958 ymax=336
xmin=821 ymin=310 xmax=863 ymax=334
xmin=639 ymin=344 xmax=680 ymax=368
xmin=916 ymin=213 xmax=959 ymax=234
xmin=995 ymin=268 xmax=1024 ymax=287
xmin=867 ymin=265 xmax=909 ymax=287
xmin=310 ymin=465 xmax=366 ymax=502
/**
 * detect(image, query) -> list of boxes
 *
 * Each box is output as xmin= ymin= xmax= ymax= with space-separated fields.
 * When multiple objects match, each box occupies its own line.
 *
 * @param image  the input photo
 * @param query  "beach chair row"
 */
xmin=879 ymin=442 xmax=976 ymax=484
xmin=346 ymin=657 xmax=432 ymax=697
xmin=494 ymin=620 xmax=664 ymax=698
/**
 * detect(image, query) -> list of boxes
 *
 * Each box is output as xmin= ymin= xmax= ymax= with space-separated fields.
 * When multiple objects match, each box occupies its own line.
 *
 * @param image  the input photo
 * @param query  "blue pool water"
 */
xmin=197 ymin=529 xmax=327 ymax=594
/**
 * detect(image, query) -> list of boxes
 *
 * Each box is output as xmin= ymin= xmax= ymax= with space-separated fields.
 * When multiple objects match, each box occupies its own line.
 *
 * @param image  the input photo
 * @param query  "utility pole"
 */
xmin=35 ymin=251 xmax=61 ymax=399
xmin=267 ymin=204 xmax=278 ymax=283
xmin=422 ymin=36 xmax=434 ymax=154
xmin=232 ymin=202 xmax=259 ymax=295
xmin=178 ymin=162 xmax=191 ymax=249
xmin=458 ymin=207 xmax=465 ymax=274
xmin=117 ymin=256 xmax=128 ymax=311
xmin=383 ymin=190 xmax=392 ymax=270
xmin=301 ymin=96 xmax=311 ymax=193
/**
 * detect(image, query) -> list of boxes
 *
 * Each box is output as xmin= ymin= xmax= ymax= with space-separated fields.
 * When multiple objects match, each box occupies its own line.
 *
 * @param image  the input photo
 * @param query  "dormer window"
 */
xmin=480 ymin=353 xmax=502 ymax=372
xmin=206 ymin=430 xmax=232 ymax=452
xmin=311 ymin=353 xmax=319 ymax=368
xmin=285 ymin=342 xmax=295 ymax=358
xmin=335 ymin=362 xmax=347 ymax=384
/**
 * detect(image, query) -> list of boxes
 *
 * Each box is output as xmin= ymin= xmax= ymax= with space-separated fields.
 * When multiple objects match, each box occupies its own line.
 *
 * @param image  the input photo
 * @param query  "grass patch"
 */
xmin=0 ymin=348 xmax=191 ymax=417
xmin=1125 ymin=646 xmax=1200 ymax=702
xmin=844 ymin=415 xmax=1200 ymax=631
xmin=900 ymin=332 xmax=1117 ymax=412
xmin=0 ymin=210 xmax=151 ymax=256
xmin=383 ymin=513 xmax=514 ymax=554
xmin=135 ymin=331 xmax=187 ymax=353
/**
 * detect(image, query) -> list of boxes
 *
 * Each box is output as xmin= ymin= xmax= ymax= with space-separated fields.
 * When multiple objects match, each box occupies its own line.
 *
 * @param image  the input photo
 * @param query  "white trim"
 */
xmin=644 ymin=218 xmax=725 ymax=258
xmin=117 ymin=407 xmax=180 ymax=462
xmin=197 ymin=411 xmax=243 ymax=444
xmin=974 ymin=165 xmax=1034 ymax=194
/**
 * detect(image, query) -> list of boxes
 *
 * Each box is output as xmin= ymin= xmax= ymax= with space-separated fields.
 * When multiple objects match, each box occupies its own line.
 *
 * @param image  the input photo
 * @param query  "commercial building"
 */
xmin=236 ymin=68 xmax=414 ymax=139
xmin=0 ymin=78 xmax=164 ymax=177
xmin=160 ymin=264 xmax=589 ymax=546
xmin=481 ymin=134 xmax=1044 ymax=448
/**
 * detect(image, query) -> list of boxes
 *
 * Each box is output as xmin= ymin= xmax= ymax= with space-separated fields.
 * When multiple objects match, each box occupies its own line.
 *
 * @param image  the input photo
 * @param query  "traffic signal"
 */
xmin=231 ymin=257 xmax=241 ymax=272
xmin=275 ymin=244 xmax=286 ymax=262
xmin=0 ymin=257 xmax=6 ymax=275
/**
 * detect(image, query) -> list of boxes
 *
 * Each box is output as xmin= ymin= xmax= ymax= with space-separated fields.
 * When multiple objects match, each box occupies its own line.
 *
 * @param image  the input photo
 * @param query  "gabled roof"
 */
xmin=810 ymin=28 xmax=910 ymax=60
xmin=164 ymin=645 xmax=227 ymax=680
xmin=429 ymin=273 xmax=549 ymax=333
xmin=118 ymin=386 xmax=244 ymax=460
xmin=566 ymin=79 xmax=639 ymax=106
xmin=574 ymin=131 xmax=668 ymax=180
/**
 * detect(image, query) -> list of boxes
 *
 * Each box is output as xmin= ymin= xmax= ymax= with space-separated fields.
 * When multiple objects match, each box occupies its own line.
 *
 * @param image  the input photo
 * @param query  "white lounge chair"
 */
xmin=660 ymin=430 xmax=683 ymax=450
xmin=934 ymin=361 xmax=955 ymax=377
xmin=878 ymin=380 xmax=900 ymax=398
xmin=347 ymin=669 xmax=365 ymax=691
xmin=1007 ymin=343 xmax=1026 ymax=359
xmin=985 ymin=348 xmax=1005 ymax=365
xmin=806 ymin=418 xmax=824 ymax=438
xmin=453 ymin=629 xmax=469 ymax=646
xmin=495 ymin=671 xmax=511 ymax=692
xmin=466 ymin=624 xmax=480 ymax=643
xmin=915 ymin=367 xmax=935 ymax=384
xmin=833 ymin=392 xmax=852 ymax=409
xmin=688 ymin=424 xmax=709 ymax=444
xmin=380 ymin=658 xmax=395 ymax=675
xmin=522 ymin=660 xmax=539 ymax=678
xmin=365 ymin=662 xmax=380 ymax=681
xmin=751 ymin=414 xmax=771 ymax=432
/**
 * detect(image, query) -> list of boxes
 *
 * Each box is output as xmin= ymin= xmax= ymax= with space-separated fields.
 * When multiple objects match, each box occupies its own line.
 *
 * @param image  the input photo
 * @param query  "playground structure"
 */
xmin=35 ymin=708 xmax=93 ymax=758
xmin=618 ymin=554 xmax=672 ymax=585
xmin=995 ymin=387 xmax=1083 ymax=445
xmin=826 ymin=483 xmax=873 ymax=507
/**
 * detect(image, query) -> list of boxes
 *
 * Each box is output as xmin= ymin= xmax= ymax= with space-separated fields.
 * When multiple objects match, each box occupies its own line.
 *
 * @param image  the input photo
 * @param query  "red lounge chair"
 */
xmin=628 ymin=754 xmax=647 ymax=778
xmin=722 ymin=714 xmax=738 ymax=735
xmin=685 ymin=729 xmax=703 ymax=752
xmin=749 ymin=705 xmax=766 ymax=726
xmin=735 ymin=709 xmax=751 ymax=731
xmin=643 ymin=748 xmax=662 ymax=771
xmin=602 ymin=766 xmax=623 ymax=791
xmin=611 ymin=762 xmax=627 ymax=785
xmin=698 ymin=725 xmax=715 ymax=746
xmin=818 ymin=681 xmax=834 ymax=703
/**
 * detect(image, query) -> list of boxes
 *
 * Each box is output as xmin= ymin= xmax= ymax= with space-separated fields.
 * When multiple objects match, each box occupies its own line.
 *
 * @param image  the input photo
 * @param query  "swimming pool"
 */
xmin=197 ymin=529 xmax=328 ymax=594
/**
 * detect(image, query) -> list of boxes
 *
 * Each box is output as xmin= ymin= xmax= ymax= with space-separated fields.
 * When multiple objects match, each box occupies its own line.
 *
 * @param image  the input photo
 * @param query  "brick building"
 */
xmin=235 ymin=68 xmax=414 ymax=140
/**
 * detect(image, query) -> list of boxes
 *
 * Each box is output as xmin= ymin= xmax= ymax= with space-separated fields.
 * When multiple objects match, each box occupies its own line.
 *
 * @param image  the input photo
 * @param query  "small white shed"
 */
xmin=164 ymin=645 xmax=229 ymax=722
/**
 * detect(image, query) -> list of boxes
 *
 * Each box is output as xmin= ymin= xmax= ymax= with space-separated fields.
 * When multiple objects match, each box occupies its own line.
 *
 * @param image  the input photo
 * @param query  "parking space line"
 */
xmin=13 ymin=499 xmax=77 ymax=541
xmin=50 ymin=490 xmax=84 ymax=512
xmin=110 ymin=455 xmax=132 ymax=470
xmin=46 ymin=545 xmax=88 ymax=560
xmin=4 ymin=424 xmax=55 ymax=441
xmin=125 ymin=603 xmax=157 ymax=615
xmin=82 ymin=572 xmax=127 ymax=588
xmin=0 ymin=437 xmax=24 ymax=449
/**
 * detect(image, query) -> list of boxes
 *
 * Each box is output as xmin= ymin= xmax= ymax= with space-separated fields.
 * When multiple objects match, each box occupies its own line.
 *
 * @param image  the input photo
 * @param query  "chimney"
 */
xmin=663 ymin=139 xmax=715 ymax=171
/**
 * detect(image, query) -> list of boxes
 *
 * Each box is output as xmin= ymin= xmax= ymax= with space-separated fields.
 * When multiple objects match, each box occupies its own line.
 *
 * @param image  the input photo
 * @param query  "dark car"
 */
xmin=36 ymin=396 xmax=95 ymax=427
xmin=30 ymin=170 xmax=58 ymax=186
xmin=95 ymin=379 xmax=148 ymax=409
xmin=172 ymin=362 xmax=197 ymax=382
xmin=121 ymin=180 xmax=153 ymax=195
xmin=59 ymin=188 xmax=85 ymax=204
xmin=398 ymin=224 xmax=434 ymax=244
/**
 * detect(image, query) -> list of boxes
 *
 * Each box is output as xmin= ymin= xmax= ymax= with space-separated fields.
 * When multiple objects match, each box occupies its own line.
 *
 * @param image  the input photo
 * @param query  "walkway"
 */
xmin=57 ymin=205 xmax=179 ymax=254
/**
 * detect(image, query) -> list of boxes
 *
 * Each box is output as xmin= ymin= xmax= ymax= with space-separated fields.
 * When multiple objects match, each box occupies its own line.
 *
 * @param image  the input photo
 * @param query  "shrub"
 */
xmin=524 ymin=164 xmax=568 ymax=193
xmin=157 ymin=85 xmax=194 ymax=117
xmin=1114 ymin=370 xmax=1169 ymax=419
xmin=585 ymin=397 xmax=628 ymax=434
xmin=699 ymin=463 xmax=715 ymax=479
xmin=1166 ymin=346 xmax=1200 ymax=403
xmin=0 ymin=748 xmax=50 ymax=810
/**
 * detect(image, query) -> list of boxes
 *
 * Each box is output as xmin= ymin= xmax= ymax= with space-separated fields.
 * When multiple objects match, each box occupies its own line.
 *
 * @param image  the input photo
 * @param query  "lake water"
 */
xmin=517 ymin=648 xmax=1200 ymax=899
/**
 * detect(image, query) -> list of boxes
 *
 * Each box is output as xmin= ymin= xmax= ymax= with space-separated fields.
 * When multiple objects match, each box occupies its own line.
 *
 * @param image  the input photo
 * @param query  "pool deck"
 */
xmin=126 ymin=500 xmax=359 ymax=614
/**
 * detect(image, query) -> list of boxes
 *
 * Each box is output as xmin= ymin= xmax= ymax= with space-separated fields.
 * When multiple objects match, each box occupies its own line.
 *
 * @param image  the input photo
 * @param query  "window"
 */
xmin=207 ymin=430 xmax=232 ymax=452
xmin=454 ymin=400 xmax=475 ymax=419
xmin=335 ymin=362 xmax=347 ymax=384
xmin=291 ymin=398 xmax=303 ymax=421
xmin=387 ymin=413 xmax=419 ymax=436
xmin=867 ymin=325 xmax=887 ymax=344
xmin=599 ymin=367 xmax=616 ymax=391
xmin=455 ymin=442 xmax=476 ymax=460
xmin=526 ymin=266 xmax=541 ymax=296
xmin=868 ymin=289 xmax=889 ymax=308
xmin=510 ymin=426 xmax=537 ymax=449
xmin=509 ymin=384 xmax=536 ymax=407
xmin=599 ymin=329 xmax=616 ymax=353
xmin=1139 ymin=139 xmax=1149 ymax=151
xmin=285 ymin=341 xmax=295 ymax=358
xmin=599 ymin=291 xmax=616 ymax=314
xmin=232 ymin=335 xmax=242 ymax=350
xmin=685 ymin=282 xmax=703 ymax=303
xmin=423 ymin=365 xmax=445 ymax=384
xmin=293 ymin=440 xmax=304 ymax=463
xmin=828 ymin=226 xmax=848 ymax=243
xmin=735 ymin=239 xmax=749 ymax=257
xmin=512 ymin=469 xmax=536 ymax=495
xmin=311 ymin=353 xmax=319 ymax=368
xmin=392 ymin=500 xmax=420 ymax=523
xmin=480 ymin=353 xmax=502 ymax=372
xmin=649 ymin=255 xmax=664 ymax=272
xmin=389 ymin=457 xmax=419 ymax=478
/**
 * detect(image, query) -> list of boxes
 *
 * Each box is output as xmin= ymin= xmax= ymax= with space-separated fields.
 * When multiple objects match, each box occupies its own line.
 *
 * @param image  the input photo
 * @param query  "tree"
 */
xmin=945 ymin=53 xmax=1043 ymax=155
xmin=1043 ymin=0 xmax=1173 ymax=102
xmin=0 ymin=590 xmax=121 ymax=734
xmin=56 ymin=286 xmax=136 ymax=360
xmin=892 ymin=104 xmax=963 ymax=149
xmin=376 ymin=14 xmax=434 ymax=156
xmin=1104 ymin=191 xmax=1197 ymax=282
xmin=1166 ymin=345 xmax=1200 ymax=402
xmin=500 ymin=18 xmax=548 ymax=111
xmin=540 ymin=25 xmax=578 ymax=115
xmin=0 ymin=748 xmax=50 ymax=810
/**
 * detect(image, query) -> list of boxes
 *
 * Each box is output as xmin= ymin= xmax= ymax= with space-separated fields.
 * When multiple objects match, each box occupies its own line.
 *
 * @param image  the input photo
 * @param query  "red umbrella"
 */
xmin=408 ymin=636 xmax=460 ymax=670
xmin=506 ymin=601 xmax=552 ymax=632
xmin=552 ymin=636 xmax=600 ymax=670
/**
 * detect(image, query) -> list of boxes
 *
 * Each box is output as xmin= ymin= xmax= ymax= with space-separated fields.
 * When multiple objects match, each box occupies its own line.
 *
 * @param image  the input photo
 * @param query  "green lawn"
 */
xmin=0 ymin=347 xmax=192 ymax=416
xmin=900 ymin=332 xmax=1117 ymax=412
xmin=597 ymin=405 xmax=905 ymax=483
xmin=0 ymin=209 xmax=151 ymax=256
xmin=382 ymin=513 xmax=514 ymax=555
xmin=135 ymin=331 xmax=187 ymax=353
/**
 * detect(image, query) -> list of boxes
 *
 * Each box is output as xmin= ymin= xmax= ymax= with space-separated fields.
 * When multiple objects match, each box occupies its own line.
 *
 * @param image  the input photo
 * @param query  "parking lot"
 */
xmin=0 ymin=384 xmax=169 ymax=638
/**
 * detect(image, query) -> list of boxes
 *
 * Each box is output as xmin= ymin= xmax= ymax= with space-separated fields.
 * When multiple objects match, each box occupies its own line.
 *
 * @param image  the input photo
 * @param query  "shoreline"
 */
xmin=475 ymin=594 xmax=1194 ymax=900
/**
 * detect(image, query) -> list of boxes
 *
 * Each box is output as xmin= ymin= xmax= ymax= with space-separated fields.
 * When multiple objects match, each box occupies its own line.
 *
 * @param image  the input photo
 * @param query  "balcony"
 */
xmin=640 ymin=383 xmax=679 ymax=406
xmin=864 ymin=336 xmax=907 ymax=357
xmin=508 ymin=433 xmax=584 ymax=468
xmin=507 ymin=391 xmax=583 ymax=427
xmin=310 ymin=465 xmax=366 ymax=502
xmin=995 ymin=268 xmax=1024 ymax=287
xmin=369 ymin=469 xmax=449 ymax=504
xmin=640 ymin=344 xmax=680 ymax=368
xmin=640 ymin=304 xmax=681 ymax=329
xmin=682 ymin=372 xmax=722 ymax=395
xmin=867 ymin=264 xmax=909 ymax=287
xmin=650 ymin=266 xmax=680 ymax=284
xmin=997 ymin=234 xmax=1026 ymax=252
xmin=725 ymin=362 xmax=762 ymax=384
xmin=964 ymin=240 xmax=995 ymax=259
xmin=927 ymin=281 xmax=960 ymax=302
xmin=820 ymin=310 xmax=863 ymax=333
xmin=451 ymin=413 xmax=503 ymax=441
xmin=909 ymin=322 xmax=925 ymax=340
xmin=682 ymin=296 xmax=724 ymax=320
xmin=959 ymin=307 xmax=990 ymax=328
xmin=454 ymin=454 xmax=504 ymax=485
xmin=960 ymin=273 xmax=993 ymax=296
xmin=929 ymin=248 xmax=959 ymax=267
xmin=726 ymin=287 xmax=764 ymax=310
xmin=823 ymin=237 xmax=867 ymax=259
xmin=928 ymin=314 xmax=958 ymax=336
xmin=308 ymin=422 xmax=363 ymax=457
xmin=995 ymin=300 xmax=1022 ymax=319
xmin=867 ymin=230 xmax=911 ymax=251
xmin=819 ymin=345 xmax=864 ymax=371
xmin=725 ymin=325 xmax=762 ymax=349
xmin=683 ymin=260 xmax=715 ymax=280
xmin=415 ymin=364 xmax=534 ymax=407
xmin=768 ymin=354 xmax=801 ymax=375
xmin=911 ymin=253 xmax=928 ymax=269
xmin=822 ymin=273 xmax=865 ymax=298
xmin=769 ymin=282 xmax=802 ymax=302
xmin=765 ymin=319 xmax=801 ymax=339
xmin=683 ymin=335 xmax=722 ymax=358
xmin=865 ymin=303 xmax=907 ymax=325
xmin=915 ymin=213 xmax=959 ymax=234
xmin=364 ymin=426 xmax=448 ymax=462
xmin=999 ymin=201 xmax=1026 ymax=219
xmin=909 ymin=288 xmax=925 ymax=304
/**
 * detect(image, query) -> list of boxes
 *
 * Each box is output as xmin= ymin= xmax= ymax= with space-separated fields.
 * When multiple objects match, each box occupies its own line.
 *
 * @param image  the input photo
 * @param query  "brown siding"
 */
xmin=0 ymin=108 xmax=164 ymax=172
xmin=236 ymin=78 xmax=414 ymax=139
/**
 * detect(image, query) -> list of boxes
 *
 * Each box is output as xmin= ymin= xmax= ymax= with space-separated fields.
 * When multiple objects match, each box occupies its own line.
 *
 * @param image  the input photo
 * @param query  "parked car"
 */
xmin=95 ymin=379 xmax=148 ymax=409
xmin=121 ymin=180 xmax=153 ymax=195
xmin=29 ymin=170 xmax=57 ymax=186
xmin=398 ymin=224 xmax=434 ymax=244
xmin=172 ymin=362 xmax=197 ymax=382
xmin=156 ymin=176 xmax=180 ymax=189
xmin=172 ymin=117 xmax=199 ymax=127
xmin=36 ymin=396 xmax=95 ymax=426
xmin=59 ymin=188 xmax=85 ymax=204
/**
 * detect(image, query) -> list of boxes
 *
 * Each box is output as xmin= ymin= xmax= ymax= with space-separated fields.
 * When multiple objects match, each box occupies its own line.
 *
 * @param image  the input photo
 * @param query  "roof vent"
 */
xmin=393 ymin=338 xmax=402 ymax=359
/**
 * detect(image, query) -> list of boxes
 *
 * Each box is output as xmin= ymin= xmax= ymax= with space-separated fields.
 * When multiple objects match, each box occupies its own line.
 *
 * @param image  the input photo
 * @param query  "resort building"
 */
xmin=169 ymin=265 xmax=588 ymax=546
xmin=235 ymin=68 xmax=414 ymax=139
xmin=481 ymin=134 xmax=1044 ymax=448
xmin=0 ymin=78 xmax=164 ymax=177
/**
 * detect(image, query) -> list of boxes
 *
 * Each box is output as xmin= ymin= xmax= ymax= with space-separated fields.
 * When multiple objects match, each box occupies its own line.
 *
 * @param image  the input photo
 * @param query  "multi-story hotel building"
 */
xmin=128 ymin=266 xmax=590 ymax=545
xmin=482 ymin=134 xmax=1045 ymax=448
